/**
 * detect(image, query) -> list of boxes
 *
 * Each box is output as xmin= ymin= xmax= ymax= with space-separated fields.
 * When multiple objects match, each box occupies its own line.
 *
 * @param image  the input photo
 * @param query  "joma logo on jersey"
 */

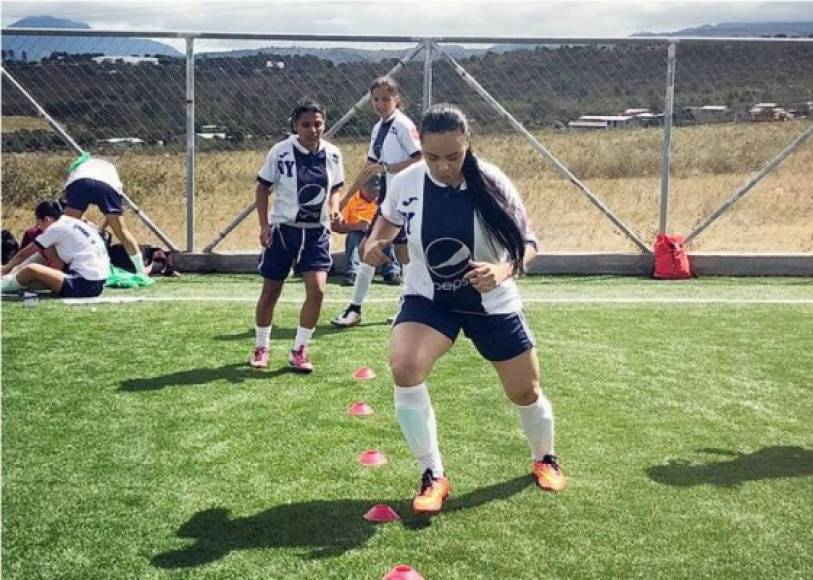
xmin=425 ymin=238 xmax=471 ymax=279
xmin=276 ymin=159 xmax=296 ymax=178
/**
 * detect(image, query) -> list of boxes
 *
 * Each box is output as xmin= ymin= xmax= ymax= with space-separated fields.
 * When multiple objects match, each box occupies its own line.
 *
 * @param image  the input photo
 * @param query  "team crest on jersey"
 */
xmin=295 ymin=183 xmax=327 ymax=222
xmin=425 ymin=238 xmax=471 ymax=279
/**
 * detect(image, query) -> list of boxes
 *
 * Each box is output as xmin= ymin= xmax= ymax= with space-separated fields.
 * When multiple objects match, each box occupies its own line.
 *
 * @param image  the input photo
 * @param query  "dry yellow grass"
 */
xmin=2 ymin=121 xmax=811 ymax=253
xmin=1 ymin=116 xmax=53 ymax=133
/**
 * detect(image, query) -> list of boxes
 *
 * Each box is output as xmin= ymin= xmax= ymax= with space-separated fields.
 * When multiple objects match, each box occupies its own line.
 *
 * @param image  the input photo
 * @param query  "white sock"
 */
xmin=515 ymin=393 xmax=555 ymax=461
xmin=293 ymin=326 xmax=314 ymax=350
xmin=255 ymin=324 xmax=272 ymax=348
xmin=130 ymin=251 xmax=145 ymax=275
xmin=350 ymin=262 xmax=374 ymax=306
xmin=2 ymin=274 xmax=23 ymax=293
xmin=394 ymin=383 xmax=443 ymax=476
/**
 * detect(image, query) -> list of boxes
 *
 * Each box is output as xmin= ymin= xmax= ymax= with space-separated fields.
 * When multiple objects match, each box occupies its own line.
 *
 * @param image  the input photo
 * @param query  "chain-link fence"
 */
xmin=2 ymin=30 xmax=812 ymax=256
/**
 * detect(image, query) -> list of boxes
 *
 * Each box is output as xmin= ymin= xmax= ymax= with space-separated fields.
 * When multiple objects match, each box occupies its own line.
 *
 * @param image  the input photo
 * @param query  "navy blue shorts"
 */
xmin=62 ymin=178 xmax=124 ymax=215
xmin=393 ymin=294 xmax=535 ymax=362
xmin=59 ymin=271 xmax=105 ymax=298
xmin=258 ymin=224 xmax=331 ymax=281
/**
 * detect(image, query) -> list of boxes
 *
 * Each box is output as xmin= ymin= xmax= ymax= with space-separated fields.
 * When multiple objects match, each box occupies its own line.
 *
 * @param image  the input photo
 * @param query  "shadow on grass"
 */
xmin=152 ymin=474 xmax=534 ymax=568
xmin=119 ymin=363 xmax=294 ymax=391
xmin=646 ymin=446 xmax=813 ymax=487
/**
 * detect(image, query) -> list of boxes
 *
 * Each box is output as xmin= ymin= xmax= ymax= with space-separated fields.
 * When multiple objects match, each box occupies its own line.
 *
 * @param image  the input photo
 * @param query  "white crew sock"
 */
xmin=130 ymin=251 xmax=146 ymax=275
xmin=292 ymin=326 xmax=314 ymax=350
xmin=394 ymin=383 xmax=443 ymax=476
xmin=255 ymin=324 xmax=272 ymax=348
xmin=515 ymin=393 xmax=555 ymax=461
xmin=1 ymin=274 xmax=23 ymax=293
xmin=350 ymin=262 xmax=375 ymax=307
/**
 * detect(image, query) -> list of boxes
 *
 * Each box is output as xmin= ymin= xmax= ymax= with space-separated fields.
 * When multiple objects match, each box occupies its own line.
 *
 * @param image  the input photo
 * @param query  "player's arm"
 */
xmin=361 ymin=217 xmax=400 ymax=267
xmin=255 ymin=181 xmax=273 ymax=247
xmin=380 ymin=152 xmax=422 ymax=175
xmin=329 ymin=185 xmax=343 ymax=224
xmin=1 ymin=243 xmax=38 ymax=275
xmin=40 ymin=245 xmax=64 ymax=270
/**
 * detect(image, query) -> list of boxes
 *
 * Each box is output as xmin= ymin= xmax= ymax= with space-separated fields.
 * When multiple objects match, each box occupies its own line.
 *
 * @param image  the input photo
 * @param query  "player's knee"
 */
xmin=389 ymin=353 xmax=428 ymax=386
xmin=506 ymin=382 xmax=540 ymax=406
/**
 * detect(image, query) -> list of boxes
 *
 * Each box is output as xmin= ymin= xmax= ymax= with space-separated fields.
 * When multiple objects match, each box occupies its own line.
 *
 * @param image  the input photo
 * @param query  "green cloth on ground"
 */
xmin=105 ymin=265 xmax=155 ymax=288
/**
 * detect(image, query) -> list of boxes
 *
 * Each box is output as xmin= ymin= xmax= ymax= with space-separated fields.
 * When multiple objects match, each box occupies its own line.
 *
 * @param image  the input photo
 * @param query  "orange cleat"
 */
xmin=532 ymin=455 xmax=567 ymax=492
xmin=412 ymin=469 xmax=450 ymax=515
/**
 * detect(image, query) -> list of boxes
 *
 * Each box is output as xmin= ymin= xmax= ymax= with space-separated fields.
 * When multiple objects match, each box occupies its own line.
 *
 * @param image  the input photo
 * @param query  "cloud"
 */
xmin=3 ymin=0 xmax=812 ymax=37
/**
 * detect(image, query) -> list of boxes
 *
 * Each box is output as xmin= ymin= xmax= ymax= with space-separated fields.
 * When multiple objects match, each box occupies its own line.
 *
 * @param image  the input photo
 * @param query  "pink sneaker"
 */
xmin=288 ymin=345 xmax=314 ymax=373
xmin=249 ymin=346 xmax=269 ymax=369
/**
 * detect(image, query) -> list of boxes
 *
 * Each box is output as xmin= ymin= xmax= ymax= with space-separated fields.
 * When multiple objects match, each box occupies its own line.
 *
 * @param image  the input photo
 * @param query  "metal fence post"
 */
xmin=185 ymin=36 xmax=196 ymax=253
xmin=659 ymin=42 xmax=677 ymax=236
xmin=422 ymin=39 xmax=433 ymax=113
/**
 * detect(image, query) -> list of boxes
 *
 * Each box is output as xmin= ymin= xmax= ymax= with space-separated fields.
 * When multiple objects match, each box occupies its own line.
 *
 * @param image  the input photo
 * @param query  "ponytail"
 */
xmin=461 ymin=149 xmax=526 ymax=273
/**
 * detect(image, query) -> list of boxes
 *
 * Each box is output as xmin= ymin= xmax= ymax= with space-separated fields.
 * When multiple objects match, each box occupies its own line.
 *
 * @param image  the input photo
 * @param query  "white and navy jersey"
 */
xmin=381 ymin=160 xmax=538 ymax=315
xmin=367 ymin=109 xmax=421 ymax=191
xmin=64 ymin=158 xmax=124 ymax=194
xmin=34 ymin=216 xmax=110 ymax=281
xmin=257 ymin=135 xmax=345 ymax=229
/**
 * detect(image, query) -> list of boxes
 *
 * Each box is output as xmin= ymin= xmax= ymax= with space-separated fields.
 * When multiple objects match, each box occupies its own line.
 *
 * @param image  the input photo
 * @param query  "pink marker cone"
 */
xmin=363 ymin=504 xmax=400 ymax=523
xmin=383 ymin=564 xmax=424 ymax=580
xmin=358 ymin=449 xmax=388 ymax=466
xmin=353 ymin=366 xmax=377 ymax=380
xmin=348 ymin=401 xmax=374 ymax=417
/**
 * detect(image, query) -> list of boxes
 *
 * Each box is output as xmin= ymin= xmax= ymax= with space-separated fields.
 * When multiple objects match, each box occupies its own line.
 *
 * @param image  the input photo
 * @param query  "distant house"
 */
xmin=567 ymin=120 xmax=610 ymax=130
xmin=100 ymin=137 xmax=145 ymax=146
xmin=198 ymin=125 xmax=227 ymax=140
xmin=749 ymin=103 xmax=792 ymax=121
xmin=265 ymin=60 xmax=285 ymax=69
xmin=92 ymin=56 xmax=160 ymax=65
xmin=571 ymin=115 xmax=639 ymax=129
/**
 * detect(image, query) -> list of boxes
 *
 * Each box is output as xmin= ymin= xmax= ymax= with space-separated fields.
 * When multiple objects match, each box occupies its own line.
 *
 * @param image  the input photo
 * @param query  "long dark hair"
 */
xmin=420 ymin=103 xmax=527 ymax=272
xmin=290 ymin=98 xmax=326 ymax=132
xmin=35 ymin=200 xmax=62 ymax=221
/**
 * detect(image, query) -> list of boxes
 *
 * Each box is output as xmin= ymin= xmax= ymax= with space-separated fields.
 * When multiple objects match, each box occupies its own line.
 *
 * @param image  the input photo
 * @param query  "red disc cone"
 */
xmin=348 ymin=401 xmax=374 ymax=416
xmin=363 ymin=504 xmax=400 ymax=523
xmin=352 ymin=366 xmax=377 ymax=380
xmin=383 ymin=565 xmax=424 ymax=580
xmin=358 ymin=449 xmax=388 ymax=466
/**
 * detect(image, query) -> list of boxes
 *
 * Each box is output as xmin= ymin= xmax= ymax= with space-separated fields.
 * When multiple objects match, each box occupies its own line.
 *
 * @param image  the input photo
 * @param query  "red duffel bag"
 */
xmin=653 ymin=234 xmax=692 ymax=279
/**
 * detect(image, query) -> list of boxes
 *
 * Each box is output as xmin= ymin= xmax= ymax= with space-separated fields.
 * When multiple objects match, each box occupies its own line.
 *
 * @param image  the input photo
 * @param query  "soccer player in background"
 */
xmin=1 ymin=200 xmax=109 ymax=298
xmin=362 ymin=103 xmax=566 ymax=515
xmin=331 ymin=76 xmax=422 ymax=327
xmin=60 ymin=152 xmax=147 ymax=278
xmin=250 ymin=99 xmax=345 ymax=373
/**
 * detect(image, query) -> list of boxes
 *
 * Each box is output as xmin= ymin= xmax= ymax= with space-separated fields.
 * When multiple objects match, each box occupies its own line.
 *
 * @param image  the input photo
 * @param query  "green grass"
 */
xmin=3 ymin=276 xmax=813 ymax=579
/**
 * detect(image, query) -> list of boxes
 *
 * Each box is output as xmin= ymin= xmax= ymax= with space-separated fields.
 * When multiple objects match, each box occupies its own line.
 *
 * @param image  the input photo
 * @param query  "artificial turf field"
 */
xmin=2 ymin=275 xmax=812 ymax=579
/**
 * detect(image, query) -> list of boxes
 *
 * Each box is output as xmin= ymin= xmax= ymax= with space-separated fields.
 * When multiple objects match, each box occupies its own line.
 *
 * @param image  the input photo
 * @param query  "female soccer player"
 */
xmin=362 ymin=104 xmax=565 ymax=515
xmin=331 ymin=76 xmax=422 ymax=327
xmin=60 ymin=153 xmax=146 ymax=277
xmin=250 ymin=99 xmax=345 ymax=373
xmin=1 ymin=200 xmax=109 ymax=298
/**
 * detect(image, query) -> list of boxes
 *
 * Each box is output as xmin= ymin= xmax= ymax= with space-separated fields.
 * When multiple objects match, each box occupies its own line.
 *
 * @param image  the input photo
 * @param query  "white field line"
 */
xmin=57 ymin=296 xmax=813 ymax=306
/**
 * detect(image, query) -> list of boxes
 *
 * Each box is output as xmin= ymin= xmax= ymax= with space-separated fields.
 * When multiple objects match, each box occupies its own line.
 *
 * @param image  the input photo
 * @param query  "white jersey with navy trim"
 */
xmin=257 ymin=135 xmax=345 ymax=229
xmin=35 ymin=216 xmax=110 ymax=281
xmin=381 ymin=160 xmax=537 ymax=314
xmin=367 ymin=109 xmax=421 ymax=189
xmin=64 ymin=158 xmax=124 ymax=194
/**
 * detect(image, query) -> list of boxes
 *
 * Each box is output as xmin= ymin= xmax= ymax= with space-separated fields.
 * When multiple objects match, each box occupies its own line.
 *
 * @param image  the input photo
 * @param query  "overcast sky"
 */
xmin=3 ymin=1 xmax=812 ymax=39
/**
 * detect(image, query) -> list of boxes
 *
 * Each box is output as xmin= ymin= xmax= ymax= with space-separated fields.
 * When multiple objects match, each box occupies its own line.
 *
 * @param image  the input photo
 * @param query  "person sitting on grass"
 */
xmin=1 ymin=200 xmax=109 ymax=298
xmin=331 ymin=174 xmax=387 ymax=286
